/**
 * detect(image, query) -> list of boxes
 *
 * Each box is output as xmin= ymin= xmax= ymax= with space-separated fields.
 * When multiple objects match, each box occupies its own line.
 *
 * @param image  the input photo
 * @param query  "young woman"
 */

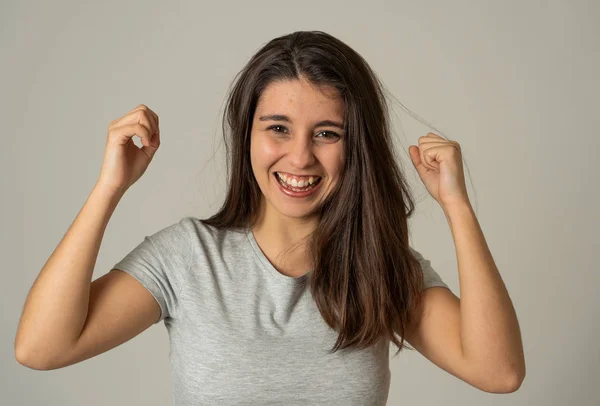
xmin=15 ymin=30 xmax=525 ymax=404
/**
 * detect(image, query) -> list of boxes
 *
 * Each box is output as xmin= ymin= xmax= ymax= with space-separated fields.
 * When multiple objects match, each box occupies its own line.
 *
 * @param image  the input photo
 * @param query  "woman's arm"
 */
xmin=443 ymin=201 xmax=526 ymax=388
xmin=405 ymin=201 xmax=525 ymax=393
xmin=15 ymin=183 xmax=123 ymax=368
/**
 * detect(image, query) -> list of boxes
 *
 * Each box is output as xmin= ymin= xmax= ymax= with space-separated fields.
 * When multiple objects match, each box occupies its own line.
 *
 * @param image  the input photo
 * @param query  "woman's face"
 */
xmin=250 ymin=78 xmax=346 ymax=221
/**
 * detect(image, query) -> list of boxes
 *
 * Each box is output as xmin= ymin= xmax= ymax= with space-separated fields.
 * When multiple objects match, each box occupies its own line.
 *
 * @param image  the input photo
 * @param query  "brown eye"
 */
xmin=316 ymin=131 xmax=340 ymax=140
xmin=267 ymin=125 xmax=288 ymax=133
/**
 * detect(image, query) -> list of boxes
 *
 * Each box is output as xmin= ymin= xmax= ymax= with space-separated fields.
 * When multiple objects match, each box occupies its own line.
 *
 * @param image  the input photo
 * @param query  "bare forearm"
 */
xmin=443 ymin=202 xmax=525 ymax=383
xmin=15 ymin=183 xmax=123 ymax=365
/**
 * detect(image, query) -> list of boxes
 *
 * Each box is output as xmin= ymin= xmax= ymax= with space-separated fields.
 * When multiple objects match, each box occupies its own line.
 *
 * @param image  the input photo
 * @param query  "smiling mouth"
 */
xmin=273 ymin=172 xmax=323 ymax=191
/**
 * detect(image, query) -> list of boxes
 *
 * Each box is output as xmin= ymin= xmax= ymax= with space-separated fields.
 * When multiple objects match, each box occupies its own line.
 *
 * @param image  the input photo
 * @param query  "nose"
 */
xmin=287 ymin=132 xmax=316 ymax=169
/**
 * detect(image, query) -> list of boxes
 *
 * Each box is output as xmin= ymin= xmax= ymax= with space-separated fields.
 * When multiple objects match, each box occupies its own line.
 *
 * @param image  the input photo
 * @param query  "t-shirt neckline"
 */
xmin=245 ymin=228 xmax=310 ymax=285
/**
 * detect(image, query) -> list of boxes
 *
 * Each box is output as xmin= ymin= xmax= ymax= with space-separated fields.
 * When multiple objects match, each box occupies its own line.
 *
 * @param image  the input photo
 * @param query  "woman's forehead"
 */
xmin=256 ymin=80 xmax=344 ymax=119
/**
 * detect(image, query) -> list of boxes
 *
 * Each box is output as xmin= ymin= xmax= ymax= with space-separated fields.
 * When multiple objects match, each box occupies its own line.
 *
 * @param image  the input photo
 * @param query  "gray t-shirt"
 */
xmin=112 ymin=216 xmax=449 ymax=405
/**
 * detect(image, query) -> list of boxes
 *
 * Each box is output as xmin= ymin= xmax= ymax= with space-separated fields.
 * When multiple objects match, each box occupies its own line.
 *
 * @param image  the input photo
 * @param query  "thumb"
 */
xmin=409 ymin=145 xmax=427 ymax=178
xmin=409 ymin=145 xmax=421 ymax=167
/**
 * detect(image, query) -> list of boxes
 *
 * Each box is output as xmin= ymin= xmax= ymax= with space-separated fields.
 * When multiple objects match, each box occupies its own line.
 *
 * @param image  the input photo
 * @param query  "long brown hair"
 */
xmin=201 ymin=30 xmax=453 ymax=356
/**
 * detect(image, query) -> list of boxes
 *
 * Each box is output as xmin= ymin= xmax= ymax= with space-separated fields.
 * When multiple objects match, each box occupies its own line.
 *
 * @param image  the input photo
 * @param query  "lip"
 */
xmin=273 ymin=172 xmax=323 ymax=198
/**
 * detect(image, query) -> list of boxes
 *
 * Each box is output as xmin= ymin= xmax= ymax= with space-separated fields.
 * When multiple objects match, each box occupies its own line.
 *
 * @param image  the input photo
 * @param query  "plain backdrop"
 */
xmin=3 ymin=0 xmax=599 ymax=405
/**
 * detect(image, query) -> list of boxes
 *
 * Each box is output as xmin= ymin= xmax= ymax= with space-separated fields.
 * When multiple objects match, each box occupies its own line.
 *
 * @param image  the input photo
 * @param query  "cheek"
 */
xmin=322 ymin=148 xmax=345 ymax=176
xmin=252 ymin=138 xmax=280 ymax=167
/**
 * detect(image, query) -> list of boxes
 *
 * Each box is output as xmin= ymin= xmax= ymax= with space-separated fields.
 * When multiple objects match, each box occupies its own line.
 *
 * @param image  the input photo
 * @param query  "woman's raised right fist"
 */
xmin=97 ymin=104 xmax=160 ymax=194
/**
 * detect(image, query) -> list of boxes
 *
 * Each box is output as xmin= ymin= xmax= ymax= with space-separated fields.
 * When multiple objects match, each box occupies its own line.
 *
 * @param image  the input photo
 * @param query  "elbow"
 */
xmin=471 ymin=358 xmax=526 ymax=394
xmin=503 ymin=355 xmax=527 ymax=393
xmin=14 ymin=329 xmax=48 ymax=370
xmin=15 ymin=346 xmax=44 ymax=370
xmin=15 ymin=344 xmax=59 ymax=371
xmin=502 ymin=368 xmax=526 ymax=393
xmin=483 ymin=367 xmax=526 ymax=394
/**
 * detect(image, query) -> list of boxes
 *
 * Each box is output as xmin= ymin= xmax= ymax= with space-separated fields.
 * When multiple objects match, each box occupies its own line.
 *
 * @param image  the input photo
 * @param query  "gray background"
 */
xmin=3 ymin=0 xmax=599 ymax=404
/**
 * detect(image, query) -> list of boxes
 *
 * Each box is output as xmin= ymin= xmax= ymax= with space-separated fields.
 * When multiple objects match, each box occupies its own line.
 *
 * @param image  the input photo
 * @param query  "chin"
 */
xmin=273 ymin=201 xmax=321 ymax=220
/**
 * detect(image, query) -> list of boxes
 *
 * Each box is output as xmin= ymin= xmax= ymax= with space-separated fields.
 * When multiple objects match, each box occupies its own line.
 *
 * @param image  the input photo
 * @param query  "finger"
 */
xmin=110 ymin=109 xmax=155 ymax=139
xmin=426 ymin=132 xmax=445 ymax=140
xmin=420 ymin=145 xmax=443 ymax=171
xmin=141 ymin=127 xmax=160 ymax=158
xmin=109 ymin=105 xmax=148 ymax=128
xmin=109 ymin=104 xmax=145 ymax=127
xmin=110 ymin=105 xmax=156 ymax=133
xmin=140 ymin=105 xmax=158 ymax=136
xmin=418 ymin=135 xmax=447 ymax=145
xmin=139 ymin=105 xmax=159 ymax=139
xmin=146 ymin=108 xmax=159 ymax=135
xmin=109 ymin=122 xmax=153 ymax=147
xmin=417 ymin=144 xmax=435 ymax=171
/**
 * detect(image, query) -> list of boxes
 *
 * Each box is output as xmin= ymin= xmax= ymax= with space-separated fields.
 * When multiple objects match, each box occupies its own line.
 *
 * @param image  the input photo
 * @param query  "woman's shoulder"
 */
xmin=175 ymin=216 xmax=249 ymax=250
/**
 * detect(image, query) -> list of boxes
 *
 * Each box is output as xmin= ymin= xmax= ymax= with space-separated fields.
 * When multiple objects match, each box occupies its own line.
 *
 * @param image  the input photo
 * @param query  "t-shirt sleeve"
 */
xmin=409 ymin=247 xmax=450 ymax=290
xmin=110 ymin=217 xmax=191 ymax=324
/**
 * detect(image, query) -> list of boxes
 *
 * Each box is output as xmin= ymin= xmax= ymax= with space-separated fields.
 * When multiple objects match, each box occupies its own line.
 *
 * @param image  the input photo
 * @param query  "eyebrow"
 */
xmin=258 ymin=114 xmax=345 ymax=131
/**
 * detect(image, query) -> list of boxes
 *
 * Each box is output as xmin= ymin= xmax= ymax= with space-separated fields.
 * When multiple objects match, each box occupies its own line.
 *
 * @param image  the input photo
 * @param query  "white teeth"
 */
xmin=276 ymin=172 xmax=320 ymax=187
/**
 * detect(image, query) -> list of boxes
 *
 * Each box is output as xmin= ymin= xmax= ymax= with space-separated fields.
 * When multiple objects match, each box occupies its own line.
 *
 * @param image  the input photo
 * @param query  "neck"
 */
xmin=250 ymin=198 xmax=318 ymax=277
